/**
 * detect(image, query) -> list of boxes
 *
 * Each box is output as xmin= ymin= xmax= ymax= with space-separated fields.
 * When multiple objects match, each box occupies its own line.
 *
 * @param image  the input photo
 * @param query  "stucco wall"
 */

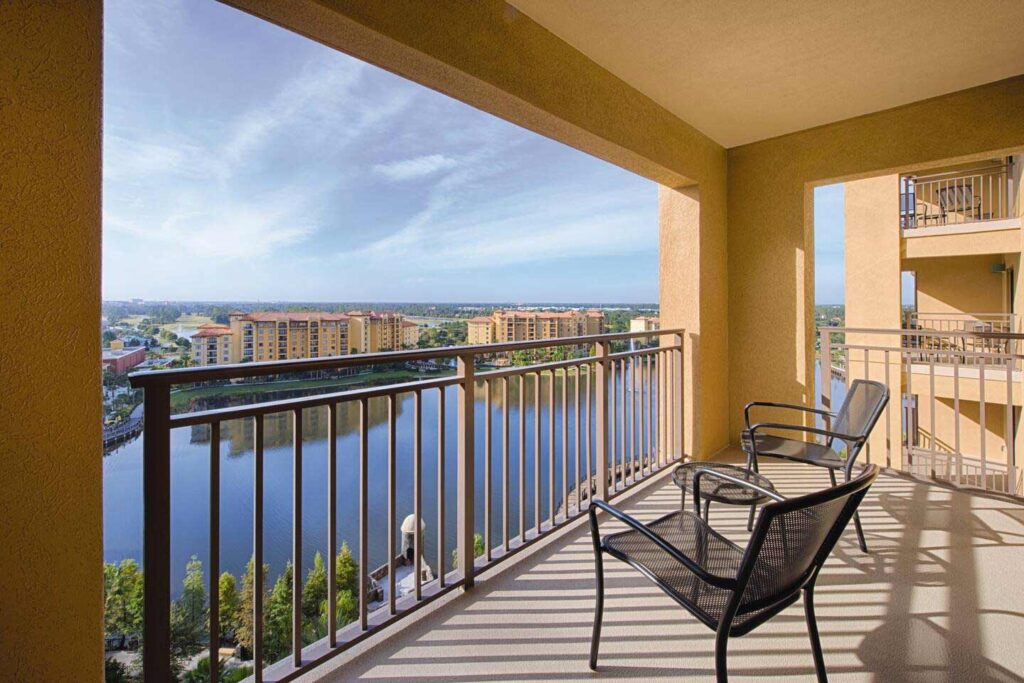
xmin=727 ymin=77 xmax=1024 ymax=444
xmin=909 ymin=254 xmax=1009 ymax=316
xmin=0 ymin=2 xmax=104 ymax=679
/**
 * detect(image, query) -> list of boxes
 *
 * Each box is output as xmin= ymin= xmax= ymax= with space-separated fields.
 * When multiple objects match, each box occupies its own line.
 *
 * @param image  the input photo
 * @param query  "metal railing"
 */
xmin=130 ymin=329 xmax=685 ymax=682
xmin=820 ymin=326 xmax=1020 ymax=497
xmin=904 ymin=312 xmax=1017 ymax=361
xmin=900 ymin=161 xmax=1015 ymax=229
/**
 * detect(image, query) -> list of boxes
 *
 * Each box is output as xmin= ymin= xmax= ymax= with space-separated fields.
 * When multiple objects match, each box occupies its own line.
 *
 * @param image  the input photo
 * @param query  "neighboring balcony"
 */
xmin=899 ymin=159 xmax=1021 ymax=258
xmin=821 ymin=325 xmax=1022 ymax=496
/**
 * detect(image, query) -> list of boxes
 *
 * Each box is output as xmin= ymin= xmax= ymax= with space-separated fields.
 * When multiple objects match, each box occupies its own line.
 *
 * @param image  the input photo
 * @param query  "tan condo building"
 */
xmin=468 ymin=309 xmax=603 ymax=345
xmin=346 ymin=310 xmax=403 ymax=353
xmin=842 ymin=155 xmax=1023 ymax=488
xmin=190 ymin=323 xmax=233 ymax=366
xmin=401 ymin=320 xmax=421 ymax=348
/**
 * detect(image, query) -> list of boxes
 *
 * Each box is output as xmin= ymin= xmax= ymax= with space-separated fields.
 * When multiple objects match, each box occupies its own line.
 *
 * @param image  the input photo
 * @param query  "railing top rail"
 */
xmin=821 ymin=325 xmax=1024 ymax=341
xmin=903 ymin=164 xmax=1007 ymax=182
xmin=130 ymin=328 xmax=685 ymax=388
xmin=830 ymin=341 xmax=1022 ymax=361
xmin=911 ymin=311 xmax=1015 ymax=318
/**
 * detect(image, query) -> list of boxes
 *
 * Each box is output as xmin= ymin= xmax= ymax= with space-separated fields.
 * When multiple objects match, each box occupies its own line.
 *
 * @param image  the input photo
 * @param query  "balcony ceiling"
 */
xmin=507 ymin=0 xmax=1024 ymax=148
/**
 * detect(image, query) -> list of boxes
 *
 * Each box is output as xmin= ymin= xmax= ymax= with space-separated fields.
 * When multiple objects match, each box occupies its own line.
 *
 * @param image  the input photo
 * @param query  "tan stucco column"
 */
xmin=844 ymin=175 xmax=904 ymax=467
xmin=1 ymin=2 xmax=104 ymax=679
xmin=660 ymin=183 xmax=730 ymax=460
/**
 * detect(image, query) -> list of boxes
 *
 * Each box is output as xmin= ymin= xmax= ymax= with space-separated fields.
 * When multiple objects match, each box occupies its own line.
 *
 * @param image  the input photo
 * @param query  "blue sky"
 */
xmin=101 ymin=0 xmax=659 ymax=303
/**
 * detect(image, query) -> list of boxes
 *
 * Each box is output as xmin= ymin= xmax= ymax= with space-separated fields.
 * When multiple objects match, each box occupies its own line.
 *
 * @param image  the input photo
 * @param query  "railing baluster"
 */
xmin=609 ymin=359 xmax=616 ymax=491
xmin=414 ymin=390 xmax=423 ymax=600
xmin=484 ymin=378 xmax=492 ymax=562
xmin=437 ymin=387 xmax=445 ymax=587
xmin=456 ymin=354 xmax=475 ymax=586
xmin=574 ymin=366 xmax=582 ymax=513
xmin=518 ymin=375 xmax=526 ymax=544
xmin=502 ymin=377 xmax=510 ymax=552
xmin=292 ymin=408 xmax=303 ymax=665
xmin=1007 ymin=344 xmax=1016 ymax=495
xmin=954 ymin=356 xmax=961 ymax=486
xmin=561 ymin=368 xmax=568 ymax=522
xmin=980 ymin=354 xmax=987 ymax=490
xmin=534 ymin=372 xmax=541 ymax=535
xmin=629 ymin=357 xmax=636 ymax=484
xmin=595 ymin=342 xmax=610 ymax=500
xmin=659 ymin=350 xmax=666 ymax=467
xmin=675 ymin=333 xmax=685 ymax=459
xmin=586 ymin=363 xmax=593 ymax=501
xmin=142 ymin=382 xmax=171 ymax=681
xmin=548 ymin=369 xmax=555 ymax=528
xmin=209 ymin=421 xmax=220 ymax=683
xmin=620 ymin=359 xmax=627 ymax=488
xmin=358 ymin=398 xmax=368 ymax=630
xmin=386 ymin=398 xmax=396 ymax=616
xmin=253 ymin=415 xmax=264 ymax=682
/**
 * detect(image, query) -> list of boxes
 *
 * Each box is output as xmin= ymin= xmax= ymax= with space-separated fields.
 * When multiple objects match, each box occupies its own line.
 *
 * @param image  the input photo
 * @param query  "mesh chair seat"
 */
xmin=602 ymin=510 xmax=789 ymax=630
xmin=741 ymin=432 xmax=845 ymax=469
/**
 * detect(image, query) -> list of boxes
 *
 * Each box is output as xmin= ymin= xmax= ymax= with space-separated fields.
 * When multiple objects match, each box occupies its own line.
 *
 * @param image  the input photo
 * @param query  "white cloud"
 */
xmin=372 ymin=154 xmax=458 ymax=182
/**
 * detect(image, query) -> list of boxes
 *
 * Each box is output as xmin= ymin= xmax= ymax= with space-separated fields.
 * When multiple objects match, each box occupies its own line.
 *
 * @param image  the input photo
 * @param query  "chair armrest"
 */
xmin=748 ymin=421 xmax=863 ymax=445
xmin=692 ymin=467 xmax=786 ymax=514
xmin=589 ymin=500 xmax=737 ymax=590
xmin=744 ymin=401 xmax=833 ymax=430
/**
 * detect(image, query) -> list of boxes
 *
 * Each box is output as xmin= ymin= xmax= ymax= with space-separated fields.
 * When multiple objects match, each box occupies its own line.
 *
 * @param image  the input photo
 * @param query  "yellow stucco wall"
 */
xmin=727 ymin=77 xmax=1024 ymax=445
xmin=909 ymin=253 xmax=1010 ymax=315
xmin=1 ymin=1 xmax=104 ymax=680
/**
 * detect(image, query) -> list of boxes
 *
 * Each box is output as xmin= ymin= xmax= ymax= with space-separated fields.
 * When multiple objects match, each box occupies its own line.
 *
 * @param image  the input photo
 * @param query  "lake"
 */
xmin=105 ymin=372 xmax=620 ymax=594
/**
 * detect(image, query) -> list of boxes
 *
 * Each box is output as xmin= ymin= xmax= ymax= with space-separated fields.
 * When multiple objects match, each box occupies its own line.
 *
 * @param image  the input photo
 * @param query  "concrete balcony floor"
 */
xmin=305 ymin=453 xmax=1024 ymax=682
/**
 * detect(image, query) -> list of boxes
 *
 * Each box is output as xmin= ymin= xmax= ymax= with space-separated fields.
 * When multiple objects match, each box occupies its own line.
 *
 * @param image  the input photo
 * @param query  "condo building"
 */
xmin=467 ymin=309 xmax=604 ymax=345
xmin=226 ymin=311 xmax=351 ymax=363
xmin=190 ymin=323 xmax=233 ymax=366
xmin=401 ymin=320 xmax=421 ymax=348
xmin=629 ymin=316 xmax=660 ymax=333
xmin=842 ymin=155 xmax=1023 ymax=485
xmin=346 ymin=310 xmax=404 ymax=353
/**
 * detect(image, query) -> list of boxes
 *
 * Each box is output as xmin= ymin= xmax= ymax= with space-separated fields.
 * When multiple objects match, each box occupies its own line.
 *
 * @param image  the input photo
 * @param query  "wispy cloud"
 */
xmin=373 ymin=154 xmax=458 ymax=182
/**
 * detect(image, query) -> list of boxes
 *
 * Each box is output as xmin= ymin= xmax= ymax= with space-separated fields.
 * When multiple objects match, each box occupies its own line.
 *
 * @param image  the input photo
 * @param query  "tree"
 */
xmin=171 ymin=555 xmax=207 ymax=657
xmin=263 ymin=562 xmax=293 ymax=664
xmin=104 ymin=658 xmax=130 ymax=683
xmin=302 ymin=552 xmax=327 ymax=642
xmin=218 ymin=571 xmax=240 ymax=638
xmin=104 ymin=559 xmax=144 ymax=637
xmin=334 ymin=542 xmax=358 ymax=595
xmin=451 ymin=533 xmax=486 ymax=568
xmin=236 ymin=556 xmax=268 ymax=659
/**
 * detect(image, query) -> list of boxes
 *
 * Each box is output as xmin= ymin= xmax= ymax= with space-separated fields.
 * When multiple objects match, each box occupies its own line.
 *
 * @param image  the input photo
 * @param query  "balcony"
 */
xmin=900 ymin=161 xmax=1018 ymax=231
xmin=308 ymin=456 xmax=1024 ymax=682
xmin=131 ymin=330 xmax=685 ymax=680
xmin=821 ymin=326 xmax=1021 ymax=495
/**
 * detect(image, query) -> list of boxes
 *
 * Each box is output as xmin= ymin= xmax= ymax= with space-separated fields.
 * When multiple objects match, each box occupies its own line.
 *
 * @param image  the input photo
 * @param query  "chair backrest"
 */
xmin=736 ymin=464 xmax=878 ymax=611
xmin=831 ymin=379 xmax=889 ymax=457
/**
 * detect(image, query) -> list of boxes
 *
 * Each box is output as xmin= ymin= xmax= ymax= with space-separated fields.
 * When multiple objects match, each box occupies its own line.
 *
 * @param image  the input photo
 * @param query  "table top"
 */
xmin=672 ymin=462 xmax=775 ymax=506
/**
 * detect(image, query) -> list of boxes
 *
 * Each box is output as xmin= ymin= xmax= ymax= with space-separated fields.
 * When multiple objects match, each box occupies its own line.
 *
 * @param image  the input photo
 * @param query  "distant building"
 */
xmin=467 ymin=316 xmax=495 ymax=345
xmin=629 ymin=316 xmax=660 ymax=333
xmin=102 ymin=346 xmax=146 ymax=374
xmin=108 ymin=339 xmax=125 ymax=350
xmin=468 ymin=309 xmax=604 ymax=344
xmin=190 ymin=323 xmax=233 ymax=366
xmin=228 ymin=311 xmax=351 ymax=362
xmin=346 ymin=310 xmax=403 ymax=353
xmin=401 ymin=320 xmax=421 ymax=348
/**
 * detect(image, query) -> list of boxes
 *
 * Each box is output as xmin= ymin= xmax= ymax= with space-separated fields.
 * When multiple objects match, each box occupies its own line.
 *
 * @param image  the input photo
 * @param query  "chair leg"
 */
xmin=589 ymin=550 xmax=605 ymax=670
xmin=803 ymin=587 xmax=828 ymax=683
xmin=714 ymin=625 xmax=730 ymax=683
xmin=703 ymin=497 xmax=711 ymax=522
xmin=842 ymin=468 xmax=869 ymax=553
xmin=747 ymin=503 xmax=756 ymax=532
xmin=828 ymin=468 xmax=837 ymax=487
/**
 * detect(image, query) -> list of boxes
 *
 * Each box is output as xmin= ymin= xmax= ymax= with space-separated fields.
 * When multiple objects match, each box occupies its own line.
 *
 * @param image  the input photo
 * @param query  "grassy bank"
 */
xmin=170 ymin=367 xmax=451 ymax=411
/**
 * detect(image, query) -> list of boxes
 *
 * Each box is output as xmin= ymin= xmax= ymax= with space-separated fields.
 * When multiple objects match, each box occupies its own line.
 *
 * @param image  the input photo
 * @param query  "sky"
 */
xmin=814 ymin=184 xmax=914 ymax=306
xmin=101 ymin=0 xmax=660 ymax=303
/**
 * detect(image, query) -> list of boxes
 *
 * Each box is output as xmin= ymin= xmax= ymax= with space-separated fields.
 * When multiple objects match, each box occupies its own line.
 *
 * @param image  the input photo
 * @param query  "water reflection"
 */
xmin=105 ymin=372 xmax=657 ymax=595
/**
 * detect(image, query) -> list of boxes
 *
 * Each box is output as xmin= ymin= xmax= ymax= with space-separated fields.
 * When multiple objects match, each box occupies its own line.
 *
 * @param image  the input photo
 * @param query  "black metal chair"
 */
xmin=589 ymin=464 xmax=879 ymax=682
xmin=742 ymin=379 xmax=889 ymax=552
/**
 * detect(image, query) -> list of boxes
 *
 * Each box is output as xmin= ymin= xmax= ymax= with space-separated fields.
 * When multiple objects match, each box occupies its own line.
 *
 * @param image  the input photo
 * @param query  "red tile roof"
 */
xmin=468 ymin=316 xmax=493 ymax=323
xmin=240 ymin=311 xmax=349 ymax=322
xmin=191 ymin=324 xmax=232 ymax=338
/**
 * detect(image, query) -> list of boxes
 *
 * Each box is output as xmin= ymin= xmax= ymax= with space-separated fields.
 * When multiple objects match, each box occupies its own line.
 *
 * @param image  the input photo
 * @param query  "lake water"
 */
xmin=104 ymin=362 xmax=846 ymax=594
xmin=105 ymin=373 xmax=624 ymax=594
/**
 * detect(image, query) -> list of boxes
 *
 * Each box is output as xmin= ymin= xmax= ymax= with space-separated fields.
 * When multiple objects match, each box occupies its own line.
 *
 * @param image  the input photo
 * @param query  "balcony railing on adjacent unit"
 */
xmin=900 ymin=161 xmax=1016 ymax=229
xmin=820 ymin=326 xmax=1021 ymax=497
xmin=130 ymin=329 xmax=685 ymax=682
xmin=904 ymin=312 xmax=1017 ymax=361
